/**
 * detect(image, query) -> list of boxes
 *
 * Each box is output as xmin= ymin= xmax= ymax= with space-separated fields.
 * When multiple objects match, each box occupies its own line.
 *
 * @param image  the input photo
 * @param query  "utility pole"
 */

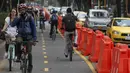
xmin=98 ymin=0 xmax=101 ymax=9
xmin=67 ymin=0 xmax=68 ymax=6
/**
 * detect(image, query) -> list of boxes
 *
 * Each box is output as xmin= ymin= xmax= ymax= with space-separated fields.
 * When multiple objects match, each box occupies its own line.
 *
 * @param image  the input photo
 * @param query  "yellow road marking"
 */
xmin=43 ymin=52 xmax=46 ymax=54
xmin=43 ymin=45 xmax=46 ymax=48
xmin=43 ymin=48 xmax=46 ymax=50
xmin=44 ymin=68 xmax=49 ymax=71
xmin=44 ymin=61 xmax=48 ymax=64
xmin=58 ymin=29 xmax=96 ymax=73
xmin=44 ymin=56 xmax=48 ymax=58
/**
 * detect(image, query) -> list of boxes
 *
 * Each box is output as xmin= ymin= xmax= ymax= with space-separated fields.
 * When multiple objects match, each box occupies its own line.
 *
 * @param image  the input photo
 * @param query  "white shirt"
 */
xmin=5 ymin=17 xmax=17 ymax=37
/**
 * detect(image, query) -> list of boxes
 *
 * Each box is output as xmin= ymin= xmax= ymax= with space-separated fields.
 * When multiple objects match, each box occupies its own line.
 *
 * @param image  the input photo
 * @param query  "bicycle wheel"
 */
xmin=21 ymin=55 xmax=28 ymax=73
xmin=9 ymin=48 xmax=13 ymax=71
xmin=69 ymin=48 xmax=73 ymax=61
xmin=69 ymin=34 xmax=73 ymax=61
xmin=52 ymin=26 xmax=56 ymax=41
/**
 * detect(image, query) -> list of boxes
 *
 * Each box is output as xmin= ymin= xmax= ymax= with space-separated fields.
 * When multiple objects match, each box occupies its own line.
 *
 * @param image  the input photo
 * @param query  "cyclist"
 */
xmin=49 ymin=10 xmax=58 ymax=38
xmin=26 ymin=6 xmax=35 ymax=18
xmin=11 ymin=4 xmax=37 ymax=73
xmin=1 ymin=8 xmax=17 ymax=58
xmin=61 ymin=8 xmax=78 ymax=57
xmin=39 ymin=8 xmax=46 ymax=30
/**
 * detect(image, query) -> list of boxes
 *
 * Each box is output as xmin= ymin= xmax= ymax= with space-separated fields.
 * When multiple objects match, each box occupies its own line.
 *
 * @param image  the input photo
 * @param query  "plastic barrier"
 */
xmin=81 ymin=28 xmax=94 ymax=56
xmin=89 ymin=30 xmax=104 ymax=62
xmin=111 ymin=43 xmax=129 ymax=73
xmin=96 ymin=36 xmax=114 ymax=73
xmin=76 ymin=24 xmax=83 ymax=51
xmin=57 ymin=16 xmax=64 ymax=36
xmin=78 ymin=27 xmax=88 ymax=52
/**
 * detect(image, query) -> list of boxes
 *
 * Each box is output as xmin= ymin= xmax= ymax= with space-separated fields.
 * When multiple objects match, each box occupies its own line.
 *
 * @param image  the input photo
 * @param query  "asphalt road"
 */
xmin=0 ymin=22 xmax=93 ymax=73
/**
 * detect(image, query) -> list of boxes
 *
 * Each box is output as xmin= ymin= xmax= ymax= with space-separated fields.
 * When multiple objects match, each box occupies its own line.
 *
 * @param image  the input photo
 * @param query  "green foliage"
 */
xmin=0 ymin=13 xmax=8 ymax=28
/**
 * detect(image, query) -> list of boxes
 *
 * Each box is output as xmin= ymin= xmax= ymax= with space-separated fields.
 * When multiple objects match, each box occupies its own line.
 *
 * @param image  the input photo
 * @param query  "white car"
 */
xmin=86 ymin=9 xmax=111 ymax=31
xmin=74 ymin=11 xmax=87 ymax=22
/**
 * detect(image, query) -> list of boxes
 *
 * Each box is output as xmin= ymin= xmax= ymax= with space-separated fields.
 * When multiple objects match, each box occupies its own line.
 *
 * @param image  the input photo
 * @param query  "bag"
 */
xmin=64 ymin=14 xmax=76 ymax=32
xmin=6 ymin=27 xmax=17 ymax=37
xmin=18 ymin=17 xmax=32 ymax=36
xmin=51 ymin=14 xmax=58 ymax=21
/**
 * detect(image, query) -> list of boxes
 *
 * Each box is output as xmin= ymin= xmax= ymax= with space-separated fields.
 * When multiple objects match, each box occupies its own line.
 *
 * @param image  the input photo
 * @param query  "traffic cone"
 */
xmin=96 ymin=36 xmax=114 ymax=73
xmin=89 ymin=30 xmax=104 ymax=62
xmin=81 ymin=28 xmax=94 ymax=56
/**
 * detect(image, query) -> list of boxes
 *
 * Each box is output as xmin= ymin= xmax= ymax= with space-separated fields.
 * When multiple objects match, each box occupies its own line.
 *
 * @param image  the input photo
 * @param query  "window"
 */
xmin=113 ymin=19 xmax=130 ymax=27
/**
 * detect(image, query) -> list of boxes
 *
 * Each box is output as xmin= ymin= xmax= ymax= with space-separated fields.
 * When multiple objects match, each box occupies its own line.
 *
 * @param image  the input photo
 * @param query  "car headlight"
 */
xmin=112 ymin=31 xmax=120 ymax=35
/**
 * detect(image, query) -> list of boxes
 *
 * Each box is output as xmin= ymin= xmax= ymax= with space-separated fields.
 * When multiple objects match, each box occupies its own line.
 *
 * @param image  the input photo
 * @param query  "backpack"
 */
xmin=64 ymin=14 xmax=76 ymax=32
xmin=18 ymin=16 xmax=32 ymax=36
xmin=51 ymin=14 xmax=58 ymax=21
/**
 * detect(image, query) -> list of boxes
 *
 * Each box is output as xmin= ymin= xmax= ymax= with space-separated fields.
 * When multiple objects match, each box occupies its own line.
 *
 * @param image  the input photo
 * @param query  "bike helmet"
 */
xmin=18 ymin=4 xmax=27 ymax=9
xmin=52 ymin=9 xmax=57 ymax=13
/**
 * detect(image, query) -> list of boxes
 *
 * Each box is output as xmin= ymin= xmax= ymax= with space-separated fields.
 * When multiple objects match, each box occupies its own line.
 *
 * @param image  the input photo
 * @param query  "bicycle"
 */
xmin=7 ymin=39 xmax=16 ymax=71
xmin=52 ymin=25 xmax=56 ymax=41
xmin=61 ymin=28 xmax=74 ymax=61
xmin=20 ymin=41 xmax=38 ymax=73
xmin=68 ymin=33 xmax=74 ymax=61
xmin=39 ymin=18 xmax=45 ymax=33
xmin=1 ymin=32 xmax=16 ymax=71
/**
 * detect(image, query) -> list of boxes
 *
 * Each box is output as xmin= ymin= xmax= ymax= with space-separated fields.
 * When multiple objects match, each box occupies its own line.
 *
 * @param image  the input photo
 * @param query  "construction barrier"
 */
xmin=58 ymin=21 xmax=130 ymax=73
xmin=89 ymin=30 xmax=104 ymax=62
xmin=78 ymin=27 xmax=88 ymax=52
xmin=81 ymin=28 xmax=94 ymax=56
xmin=76 ymin=24 xmax=83 ymax=51
xmin=96 ymin=36 xmax=114 ymax=73
xmin=111 ymin=43 xmax=129 ymax=73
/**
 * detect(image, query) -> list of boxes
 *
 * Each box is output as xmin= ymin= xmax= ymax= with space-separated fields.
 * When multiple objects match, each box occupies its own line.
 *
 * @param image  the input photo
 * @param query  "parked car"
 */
xmin=106 ymin=18 xmax=130 ymax=44
xmin=85 ymin=9 xmax=111 ymax=32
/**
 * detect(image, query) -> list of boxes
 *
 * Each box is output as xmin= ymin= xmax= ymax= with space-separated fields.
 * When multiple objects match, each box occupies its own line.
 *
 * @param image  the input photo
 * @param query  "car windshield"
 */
xmin=91 ymin=11 xmax=108 ymax=18
xmin=113 ymin=19 xmax=130 ymax=27
xmin=78 ymin=13 xmax=87 ymax=18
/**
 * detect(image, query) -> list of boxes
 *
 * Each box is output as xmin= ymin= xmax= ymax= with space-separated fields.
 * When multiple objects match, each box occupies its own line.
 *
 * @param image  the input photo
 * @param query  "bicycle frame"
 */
xmin=7 ymin=43 xmax=15 ymax=60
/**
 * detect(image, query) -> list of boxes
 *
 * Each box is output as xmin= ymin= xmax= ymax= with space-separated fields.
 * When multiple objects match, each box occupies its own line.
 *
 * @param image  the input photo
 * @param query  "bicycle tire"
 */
xmin=9 ymin=49 xmax=12 ymax=71
xmin=21 ymin=55 xmax=27 ymax=73
xmin=69 ymin=49 xmax=73 ymax=61
xmin=52 ymin=26 xmax=56 ymax=41
xmin=41 ymin=24 xmax=43 ymax=33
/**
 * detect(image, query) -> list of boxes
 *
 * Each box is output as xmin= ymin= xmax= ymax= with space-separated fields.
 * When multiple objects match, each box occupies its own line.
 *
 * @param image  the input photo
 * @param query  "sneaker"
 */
xmin=64 ymin=53 xmax=68 ymax=58
xmin=4 ymin=52 xmax=8 ymax=59
xmin=15 ymin=56 xmax=20 ymax=62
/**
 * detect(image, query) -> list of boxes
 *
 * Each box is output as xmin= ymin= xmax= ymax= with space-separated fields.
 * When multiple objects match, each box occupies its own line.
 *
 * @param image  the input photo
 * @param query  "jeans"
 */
xmin=64 ymin=31 xmax=74 ymax=55
xmin=16 ymin=37 xmax=33 ymax=71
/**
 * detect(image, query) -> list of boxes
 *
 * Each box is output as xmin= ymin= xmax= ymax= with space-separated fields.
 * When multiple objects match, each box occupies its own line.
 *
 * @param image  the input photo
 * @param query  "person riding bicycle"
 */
xmin=26 ymin=6 xmax=35 ymax=18
xmin=11 ymin=4 xmax=37 ymax=73
xmin=49 ymin=9 xmax=58 ymax=38
xmin=1 ymin=8 xmax=17 ymax=58
xmin=39 ymin=8 xmax=46 ymax=30
xmin=61 ymin=8 xmax=78 ymax=57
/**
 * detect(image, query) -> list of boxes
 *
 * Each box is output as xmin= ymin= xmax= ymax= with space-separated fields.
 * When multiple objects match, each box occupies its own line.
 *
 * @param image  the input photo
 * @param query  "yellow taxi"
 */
xmin=106 ymin=18 xmax=130 ymax=43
